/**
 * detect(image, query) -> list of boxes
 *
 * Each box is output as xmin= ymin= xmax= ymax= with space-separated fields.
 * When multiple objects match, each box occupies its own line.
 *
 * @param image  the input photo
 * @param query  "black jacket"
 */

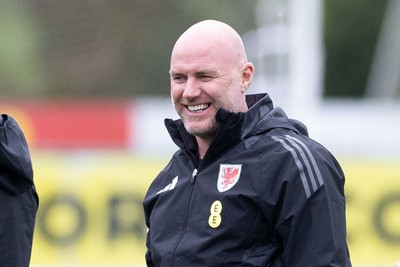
xmin=0 ymin=114 xmax=38 ymax=267
xmin=143 ymin=94 xmax=351 ymax=266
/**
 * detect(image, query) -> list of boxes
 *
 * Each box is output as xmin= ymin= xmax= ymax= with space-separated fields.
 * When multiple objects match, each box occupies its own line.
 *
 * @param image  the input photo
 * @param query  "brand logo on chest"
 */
xmin=217 ymin=164 xmax=242 ymax=192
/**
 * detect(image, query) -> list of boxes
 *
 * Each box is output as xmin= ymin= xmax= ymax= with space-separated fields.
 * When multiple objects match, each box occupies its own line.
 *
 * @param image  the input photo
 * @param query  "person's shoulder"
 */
xmin=247 ymin=128 xmax=314 ymax=151
xmin=252 ymin=129 xmax=333 ymax=173
xmin=147 ymin=151 xmax=185 ymax=188
xmin=267 ymin=128 xmax=331 ymax=154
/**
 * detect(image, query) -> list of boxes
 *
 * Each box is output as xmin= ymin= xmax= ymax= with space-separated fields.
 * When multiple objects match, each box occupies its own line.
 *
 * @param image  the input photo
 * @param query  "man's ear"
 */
xmin=241 ymin=62 xmax=254 ymax=93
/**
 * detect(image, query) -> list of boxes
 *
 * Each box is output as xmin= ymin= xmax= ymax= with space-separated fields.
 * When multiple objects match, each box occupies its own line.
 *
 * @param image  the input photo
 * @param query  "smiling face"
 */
xmin=169 ymin=20 xmax=254 ymax=141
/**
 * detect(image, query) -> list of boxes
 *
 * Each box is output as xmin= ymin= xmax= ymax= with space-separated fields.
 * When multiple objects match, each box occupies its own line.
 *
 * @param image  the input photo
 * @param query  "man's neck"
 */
xmin=196 ymin=136 xmax=214 ymax=159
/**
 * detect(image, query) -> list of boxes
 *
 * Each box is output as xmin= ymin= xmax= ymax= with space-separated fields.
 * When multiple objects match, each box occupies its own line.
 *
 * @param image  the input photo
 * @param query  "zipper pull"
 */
xmin=191 ymin=169 xmax=198 ymax=184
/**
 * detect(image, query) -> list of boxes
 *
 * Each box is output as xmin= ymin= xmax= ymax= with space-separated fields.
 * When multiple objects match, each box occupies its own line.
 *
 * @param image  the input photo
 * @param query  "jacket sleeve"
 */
xmin=265 ymin=136 xmax=351 ymax=266
xmin=0 ymin=114 xmax=39 ymax=267
xmin=144 ymin=192 xmax=154 ymax=267
xmin=145 ymin=232 xmax=154 ymax=267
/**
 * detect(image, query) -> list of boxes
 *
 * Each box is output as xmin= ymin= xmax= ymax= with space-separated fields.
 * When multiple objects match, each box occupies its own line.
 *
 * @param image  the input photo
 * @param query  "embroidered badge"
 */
xmin=217 ymin=164 xmax=242 ymax=192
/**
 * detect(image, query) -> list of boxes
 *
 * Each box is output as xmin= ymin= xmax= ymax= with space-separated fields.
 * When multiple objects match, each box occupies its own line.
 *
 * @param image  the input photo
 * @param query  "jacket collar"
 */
xmin=164 ymin=93 xmax=307 ymax=164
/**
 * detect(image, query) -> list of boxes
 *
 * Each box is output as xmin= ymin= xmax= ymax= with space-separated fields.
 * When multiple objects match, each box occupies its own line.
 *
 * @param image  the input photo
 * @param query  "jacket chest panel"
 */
xmin=152 ymin=158 xmax=267 ymax=235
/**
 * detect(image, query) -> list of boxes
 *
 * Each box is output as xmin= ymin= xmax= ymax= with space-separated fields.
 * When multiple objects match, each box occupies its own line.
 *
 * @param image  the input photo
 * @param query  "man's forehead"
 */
xmin=172 ymin=40 xmax=218 ymax=60
xmin=169 ymin=63 xmax=219 ymax=75
xmin=171 ymin=37 xmax=244 ymax=73
xmin=170 ymin=42 xmax=229 ymax=73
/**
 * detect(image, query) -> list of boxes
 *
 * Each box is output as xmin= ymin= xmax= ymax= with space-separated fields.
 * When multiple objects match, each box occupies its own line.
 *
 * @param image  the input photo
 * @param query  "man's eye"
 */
xmin=172 ymin=75 xmax=186 ymax=82
xmin=198 ymin=75 xmax=213 ymax=81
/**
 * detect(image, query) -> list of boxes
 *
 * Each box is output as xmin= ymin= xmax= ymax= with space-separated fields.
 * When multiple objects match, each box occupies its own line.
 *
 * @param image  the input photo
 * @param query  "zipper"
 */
xmin=170 ymin=168 xmax=198 ymax=266
xmin=190 ymin=168 xmax=198 ymax=184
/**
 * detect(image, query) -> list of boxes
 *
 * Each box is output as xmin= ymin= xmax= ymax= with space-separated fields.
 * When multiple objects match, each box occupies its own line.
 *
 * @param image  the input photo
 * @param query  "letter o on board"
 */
xmin=38 ymin=194 xmax=87 ymax=246
xmin=373 ymin=192 xmax=400 ymax=245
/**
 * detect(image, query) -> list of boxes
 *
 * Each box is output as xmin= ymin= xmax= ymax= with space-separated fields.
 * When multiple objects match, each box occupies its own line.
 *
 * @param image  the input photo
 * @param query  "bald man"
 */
xmin=143 ymin=20 xmax=351 ymax=266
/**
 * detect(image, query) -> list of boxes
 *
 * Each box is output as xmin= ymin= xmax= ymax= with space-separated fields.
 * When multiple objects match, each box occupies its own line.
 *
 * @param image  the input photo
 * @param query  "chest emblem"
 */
xmin=217 ymin=164 xmax=242 ymax=192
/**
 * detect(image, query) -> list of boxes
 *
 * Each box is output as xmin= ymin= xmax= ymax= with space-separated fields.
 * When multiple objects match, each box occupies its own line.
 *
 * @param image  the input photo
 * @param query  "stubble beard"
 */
xmin=183 ymin=114 xmax=219 ymax=139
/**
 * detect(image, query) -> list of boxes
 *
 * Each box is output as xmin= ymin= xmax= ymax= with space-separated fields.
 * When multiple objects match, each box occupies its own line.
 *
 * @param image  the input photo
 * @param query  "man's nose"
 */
xmin=182 ymin=78 xmax=201 ymax=99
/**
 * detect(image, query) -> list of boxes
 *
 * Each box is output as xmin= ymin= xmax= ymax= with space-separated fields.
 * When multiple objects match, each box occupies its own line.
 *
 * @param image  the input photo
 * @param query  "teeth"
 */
xmin=188 ymin=104 xmax=209 ymax=111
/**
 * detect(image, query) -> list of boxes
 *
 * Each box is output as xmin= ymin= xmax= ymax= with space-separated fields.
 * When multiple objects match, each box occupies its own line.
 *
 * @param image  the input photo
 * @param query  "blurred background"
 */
xmin=1 ymin=0 xmax=399 ymax=266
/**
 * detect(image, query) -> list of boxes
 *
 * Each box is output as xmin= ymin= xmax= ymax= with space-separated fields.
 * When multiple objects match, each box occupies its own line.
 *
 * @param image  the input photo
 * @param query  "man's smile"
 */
xmin=187 ymin=103 xmax=210 ymax=112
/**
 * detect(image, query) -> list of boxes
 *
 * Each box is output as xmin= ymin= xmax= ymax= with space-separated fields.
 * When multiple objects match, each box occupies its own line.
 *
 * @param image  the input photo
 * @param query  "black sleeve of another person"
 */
xmin=0 ymin=114 xmax=39 ymax=267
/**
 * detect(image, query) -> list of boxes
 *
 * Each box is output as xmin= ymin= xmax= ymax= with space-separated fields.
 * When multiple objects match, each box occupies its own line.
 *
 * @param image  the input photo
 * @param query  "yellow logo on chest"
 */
xmin=208 ymin=200 xmax=222 ymax=228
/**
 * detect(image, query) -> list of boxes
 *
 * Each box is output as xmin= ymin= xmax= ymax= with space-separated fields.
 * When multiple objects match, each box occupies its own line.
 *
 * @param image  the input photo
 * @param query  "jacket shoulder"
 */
xmin=247 ymin=129 xmax=339 ymax=199
xmin=0 ymin=114 xmax=34 ymax=194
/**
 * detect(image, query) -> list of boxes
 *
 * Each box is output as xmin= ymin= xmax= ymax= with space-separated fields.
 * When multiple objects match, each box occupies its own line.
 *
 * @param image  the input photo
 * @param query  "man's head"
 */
xmin=169 ymin=20 xmax=254 ymax=140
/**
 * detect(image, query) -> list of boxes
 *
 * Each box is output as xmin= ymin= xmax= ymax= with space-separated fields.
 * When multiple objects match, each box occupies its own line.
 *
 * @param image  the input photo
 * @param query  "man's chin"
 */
xmin=185 ymin=124 xmax=218 ymax=138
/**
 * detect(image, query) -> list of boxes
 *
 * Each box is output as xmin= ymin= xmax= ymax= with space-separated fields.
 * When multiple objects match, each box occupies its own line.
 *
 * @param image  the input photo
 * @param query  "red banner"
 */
xmin=1 ymin=99 xmax=132 ymax=149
